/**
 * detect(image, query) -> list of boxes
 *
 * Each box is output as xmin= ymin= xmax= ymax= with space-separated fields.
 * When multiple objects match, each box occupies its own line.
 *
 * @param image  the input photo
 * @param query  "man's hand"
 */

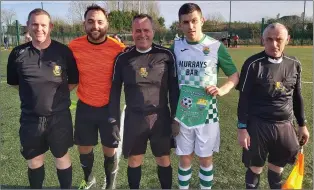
xmin=298 ymin=126 xmax=310 ymax=146
xmin=205 ymin=72 xmax=239 ymax=97
xmin=112 ymin=125 xmax=121 ymax=142
xmin=237 ymin=129 xmax=250 ymax=150
xmin=171 ymin=120 xmax=180 ymax=137
xmin=205 ymin=85 xmax=222 ymax=96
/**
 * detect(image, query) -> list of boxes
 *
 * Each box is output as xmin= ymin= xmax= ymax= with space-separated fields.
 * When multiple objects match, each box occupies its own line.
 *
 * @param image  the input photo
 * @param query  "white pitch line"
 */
xmin=113 ymin=105 xmax=126 ymax=188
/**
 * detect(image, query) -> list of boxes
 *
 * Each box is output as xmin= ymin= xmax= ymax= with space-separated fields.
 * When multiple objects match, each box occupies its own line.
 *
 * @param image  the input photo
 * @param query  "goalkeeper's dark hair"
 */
xmin=178 ymin=3 xmax=202 ymax=21
xmin=84 ymin=4 xmax=108 ymax=19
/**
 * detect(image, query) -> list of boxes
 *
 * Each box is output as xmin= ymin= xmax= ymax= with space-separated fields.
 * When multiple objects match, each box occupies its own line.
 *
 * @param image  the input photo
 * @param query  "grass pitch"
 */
xmin=0 ymin=46 xmax=312 ymax=189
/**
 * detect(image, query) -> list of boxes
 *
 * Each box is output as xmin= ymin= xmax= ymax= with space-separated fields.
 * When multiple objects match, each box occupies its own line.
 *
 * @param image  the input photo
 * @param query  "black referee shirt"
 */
xmin=109 ymin=44 xmax=179 ymax=121
xmin=237 ymin=51 xmax=306 ymax=126
xmin=7 ymin=40 xmax=79 ymax=116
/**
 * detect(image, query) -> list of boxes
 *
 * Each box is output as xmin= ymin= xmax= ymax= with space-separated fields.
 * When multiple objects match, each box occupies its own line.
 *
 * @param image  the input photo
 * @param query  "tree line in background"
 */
xmin=1 ymin=1 xmax=313 ymax=45
xmin=170 ymin=12 xmax=313 ymax=41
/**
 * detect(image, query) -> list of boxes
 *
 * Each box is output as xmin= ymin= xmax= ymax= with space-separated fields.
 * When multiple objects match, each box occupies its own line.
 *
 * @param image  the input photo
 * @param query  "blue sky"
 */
xmin=1 ymin=1 xmax=313 ymax=28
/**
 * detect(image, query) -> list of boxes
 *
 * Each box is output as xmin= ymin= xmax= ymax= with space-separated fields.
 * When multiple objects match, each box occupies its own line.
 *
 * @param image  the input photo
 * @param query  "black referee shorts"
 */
xmin=74 ymin=100 xmax=118 ymax=148
xmin=19 ymin=110 xmax=73 ymax=160
xmin=242 ymin=117 xmax=300 ymax=168
xmin=122 ymin=107 xmax=172 ymax=158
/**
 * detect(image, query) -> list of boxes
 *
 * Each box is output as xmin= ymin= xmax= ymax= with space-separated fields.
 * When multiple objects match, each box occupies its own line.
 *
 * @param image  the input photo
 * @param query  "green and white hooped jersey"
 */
xmin=171 ymin=35 xmax=237 ymax=124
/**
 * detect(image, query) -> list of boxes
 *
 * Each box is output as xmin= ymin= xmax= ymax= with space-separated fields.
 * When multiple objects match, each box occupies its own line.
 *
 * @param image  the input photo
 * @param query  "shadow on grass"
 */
xmin=0 ymin=185 xmax=79 ymax=189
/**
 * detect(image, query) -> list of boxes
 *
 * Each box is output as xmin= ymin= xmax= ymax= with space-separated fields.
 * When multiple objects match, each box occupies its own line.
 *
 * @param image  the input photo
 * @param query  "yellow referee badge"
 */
xmin=139 ymin=67 xmax=148 ymax=78
xmin=275 ymin=81 xmax=285 ymax=91
xmin=53 ymin=65 xmax=62 ymax=76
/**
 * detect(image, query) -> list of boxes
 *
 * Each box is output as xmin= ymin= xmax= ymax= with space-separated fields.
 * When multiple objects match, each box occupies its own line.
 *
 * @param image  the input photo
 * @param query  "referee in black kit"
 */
xmin=108 ymin=14 xmax=179 ymax=189
xmin=7 ymin=9 xmax=78 ymax=189
xmin=236 ymin=23 xmax=310 ymax=189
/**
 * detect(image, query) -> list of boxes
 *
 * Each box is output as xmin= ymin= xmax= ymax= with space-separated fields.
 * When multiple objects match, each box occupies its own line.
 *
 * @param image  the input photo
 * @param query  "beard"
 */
xmin=86 ymin=28 xmax=107 ymax=41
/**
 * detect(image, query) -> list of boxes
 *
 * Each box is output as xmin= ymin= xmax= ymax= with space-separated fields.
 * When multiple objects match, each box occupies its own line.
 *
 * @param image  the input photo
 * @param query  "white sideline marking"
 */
xmin=113 ymin=105 xmax=126 ymax=188
xmin=218 ymin=77 xmax=313 ymax=84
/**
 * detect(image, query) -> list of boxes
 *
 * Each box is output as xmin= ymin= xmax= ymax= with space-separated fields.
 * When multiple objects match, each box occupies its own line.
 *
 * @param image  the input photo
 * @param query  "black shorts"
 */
xmin=19 ymin=110 xmax=73 ymax=160
xmin=242 ymin=117 xmax=300 ymax=168
xmin=74 ymin=100 xmax=117 ymax=148
xmin=122 ymin=108 xmax=172 ymax=158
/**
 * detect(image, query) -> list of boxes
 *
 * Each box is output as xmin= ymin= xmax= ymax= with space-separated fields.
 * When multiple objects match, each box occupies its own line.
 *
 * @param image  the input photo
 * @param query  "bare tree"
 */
xmin=107 ymin=1 xmax=139 ymax=12
xmin=121 ymin=1 xmax=134 ymax=12
xmin=206 ymin=12 xmax=225 ymax=24
xmin=145 ymin=1 xmax=160 ymax=18
xmin=107 ymin=1 xmax=119 ymax=12
xmin=67 ymin=1 xmax=97 ymax=24
xmin=51 ymin=15 xmax=68 ymax=25
xmin=205 ymin=12 xmax=225 ymax=31
xmin=1 ymin=8 xmax=17 ymax=26
xmin=305 ymin=16 xmax=313 ymax=23
xmin=106 ymin=0 xmax=160 ymax=17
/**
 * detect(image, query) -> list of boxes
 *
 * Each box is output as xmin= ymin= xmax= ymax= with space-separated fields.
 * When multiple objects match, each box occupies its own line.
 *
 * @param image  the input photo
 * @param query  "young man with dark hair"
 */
xmin=7 ymin=8 xmax=78 ymax=189
xmin=171 ymin=3 xmax=239 ymax=189
xmin=108 ymin=13 xmax=179 ymax=189
xmin=68 ymin=4 xmax=125 ymax=189
xmin=237 ymin=23 xmax=310 ymax=189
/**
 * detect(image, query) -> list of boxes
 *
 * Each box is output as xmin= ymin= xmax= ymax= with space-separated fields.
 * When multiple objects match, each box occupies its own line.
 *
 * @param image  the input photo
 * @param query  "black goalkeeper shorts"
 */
xmin=122 ymin=107 xmax=172 ymax=158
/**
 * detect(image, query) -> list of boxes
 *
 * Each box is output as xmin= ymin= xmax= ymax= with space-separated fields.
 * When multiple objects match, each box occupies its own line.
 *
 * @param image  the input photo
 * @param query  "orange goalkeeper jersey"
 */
xmin=69 ymin=36 xmax=125 ymax=107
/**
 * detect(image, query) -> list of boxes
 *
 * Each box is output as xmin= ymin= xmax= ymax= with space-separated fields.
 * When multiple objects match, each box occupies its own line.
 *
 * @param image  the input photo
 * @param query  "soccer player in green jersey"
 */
xmin=171 ymin=3 xmax=239 ymax=189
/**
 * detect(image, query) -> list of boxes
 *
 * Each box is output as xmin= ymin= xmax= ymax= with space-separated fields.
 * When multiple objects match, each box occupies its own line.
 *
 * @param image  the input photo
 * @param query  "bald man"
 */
xmin=236 ymin=23 xmax=310 ymax=189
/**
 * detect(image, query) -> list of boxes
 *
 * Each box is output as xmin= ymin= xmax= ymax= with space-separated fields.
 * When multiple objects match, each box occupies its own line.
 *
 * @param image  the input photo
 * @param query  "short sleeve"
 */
xmin=7 ymin=49 xmax=19 ymax=85
xmin=217 ymin=44 xmax=237 ymax=76
xmin=65 ymin=47 xmax=79 ymax=84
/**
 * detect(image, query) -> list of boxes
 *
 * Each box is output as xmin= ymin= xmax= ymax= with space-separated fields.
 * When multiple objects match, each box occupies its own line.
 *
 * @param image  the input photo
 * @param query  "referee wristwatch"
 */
xmin=237 ymin=122 xmax=247 ymax=129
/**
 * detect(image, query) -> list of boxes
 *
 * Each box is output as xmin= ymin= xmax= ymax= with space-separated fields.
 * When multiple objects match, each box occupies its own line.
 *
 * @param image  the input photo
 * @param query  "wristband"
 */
xmin=108 ymin=118 xmax=117 ymax=125
xmin=298 ymin=119 xmax=307 ymax=127
xmin=237 ymin=122 xmax=247 ymax=129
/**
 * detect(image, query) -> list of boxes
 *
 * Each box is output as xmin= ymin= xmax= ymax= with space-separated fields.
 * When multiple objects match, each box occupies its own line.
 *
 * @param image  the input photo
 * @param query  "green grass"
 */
xmin=0 ymin=47 xmax=312 ymax=189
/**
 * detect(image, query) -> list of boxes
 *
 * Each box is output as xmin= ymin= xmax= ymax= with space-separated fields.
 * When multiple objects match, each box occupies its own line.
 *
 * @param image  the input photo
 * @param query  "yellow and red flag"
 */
xmin=282 ymin=148 xmax=304 ymax=189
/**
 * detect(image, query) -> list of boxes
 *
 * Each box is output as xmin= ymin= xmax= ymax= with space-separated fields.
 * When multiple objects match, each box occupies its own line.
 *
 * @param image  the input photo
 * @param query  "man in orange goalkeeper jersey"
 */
xmin=68 ymin=4 xmax=125 ymax=189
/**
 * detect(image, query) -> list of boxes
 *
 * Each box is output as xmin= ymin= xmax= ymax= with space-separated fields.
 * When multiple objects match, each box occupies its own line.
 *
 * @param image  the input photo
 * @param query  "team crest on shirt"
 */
xmin=275 ymin=82 xmax=285 ymax=92
xmin=203 ymin=46 xmax=210 ymax=56
xmin=139 ymin=67 xmax=148 ymax=78
xmin=53 ymin=65 xmax=62 ymax=76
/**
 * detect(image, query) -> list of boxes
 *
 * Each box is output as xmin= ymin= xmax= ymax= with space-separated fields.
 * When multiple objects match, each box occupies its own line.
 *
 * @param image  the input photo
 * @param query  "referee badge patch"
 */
xmin=139 ymin=67 xmax=148 ymax=78
xmin=275 ymin=81 xmax=285 ymax=92
xmin=53 ymin=65 xmax=62 ymax=76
